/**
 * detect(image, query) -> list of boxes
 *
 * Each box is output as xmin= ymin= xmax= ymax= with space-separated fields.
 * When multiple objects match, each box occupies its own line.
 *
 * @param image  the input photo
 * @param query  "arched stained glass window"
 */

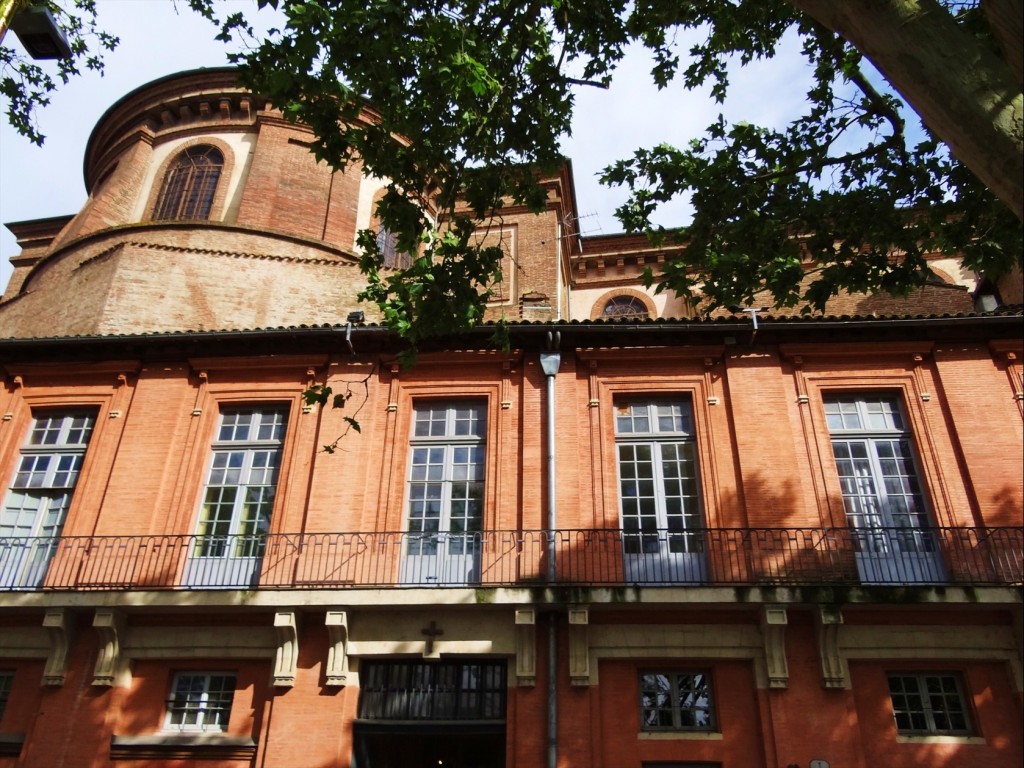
xmin=603 ymin=295 xmax=650 ymax=319
xmin=153 ymin=145 xmax=224 ymax=221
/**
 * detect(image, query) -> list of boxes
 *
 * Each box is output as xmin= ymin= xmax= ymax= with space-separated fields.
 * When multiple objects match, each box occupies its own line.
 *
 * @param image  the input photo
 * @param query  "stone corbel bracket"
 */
xmin=273 ymin=611 xmax=298 ymax=687
xmin=93 ymin=609 xmax=126 ymax=687
xmin=761 ymin=605 xmax=789 ymax=689
xmin=42 ymin=609 xmax=73 ymax=686
xmin=816 ymin=606 xmax=848 ymax=689
xmin=325 ymin=611 xmax=349 ymax=687
xmin=569 ymin=606 xmax=590 ymax=687
xmin=515 ymin=609 xmax=536 ymax=687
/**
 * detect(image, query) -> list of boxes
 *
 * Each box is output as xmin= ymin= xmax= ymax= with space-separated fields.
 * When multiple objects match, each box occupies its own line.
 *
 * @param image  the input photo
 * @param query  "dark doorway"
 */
xmin=353 ymin=660 xmax=508 ymax=768
xmin=353 ymin=724 xmax=505 ymax=768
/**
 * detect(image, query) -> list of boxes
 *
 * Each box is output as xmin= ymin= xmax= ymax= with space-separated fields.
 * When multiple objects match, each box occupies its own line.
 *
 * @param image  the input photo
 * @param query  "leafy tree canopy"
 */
xmin=3 ymin=0 xmax=1022 ymax=345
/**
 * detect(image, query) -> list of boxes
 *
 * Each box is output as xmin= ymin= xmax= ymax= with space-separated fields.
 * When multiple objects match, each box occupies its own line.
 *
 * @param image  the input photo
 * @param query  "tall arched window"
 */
xmin=376 ymin=225 xmax=413 ymax=269
xmin=153 ymin=145 xmax=224 ymax=221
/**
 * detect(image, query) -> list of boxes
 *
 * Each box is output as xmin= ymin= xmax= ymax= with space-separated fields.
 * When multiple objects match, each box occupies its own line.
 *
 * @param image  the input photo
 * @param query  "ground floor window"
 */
xmin=639 ymin=670 xmax=715 ymax=731
xmin=887 ymin=672 xmax=971 ymax=735
xmin=165 ymin=672 xmax=236 ymax=732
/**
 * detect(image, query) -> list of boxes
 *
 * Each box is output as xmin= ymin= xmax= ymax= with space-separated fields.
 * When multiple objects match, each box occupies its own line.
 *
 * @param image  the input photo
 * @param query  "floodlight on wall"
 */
xmin=346 ymin=311 xmax=365 ymax=323
xmin=7 ymin=3 xmax=72 ymax=59
xmin=728 ymin=305 xmax=769 ymax=331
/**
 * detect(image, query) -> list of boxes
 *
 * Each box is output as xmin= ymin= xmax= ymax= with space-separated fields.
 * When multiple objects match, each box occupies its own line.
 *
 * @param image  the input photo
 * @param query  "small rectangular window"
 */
xmin=165 ymin=672 xmax=236 ymax=732
xmin=639 ymin=670 xmax=715 ymax=731
xmin=887 ymin=672 xmax=972 ymax=735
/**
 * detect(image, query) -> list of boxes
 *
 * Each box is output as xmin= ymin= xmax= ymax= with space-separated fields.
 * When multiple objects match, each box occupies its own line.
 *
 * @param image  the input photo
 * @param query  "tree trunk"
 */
xmin=790 ymin=0 xmax=1024 ymax=222
xmin=983 ymin=0 xmax=1022 ymax=88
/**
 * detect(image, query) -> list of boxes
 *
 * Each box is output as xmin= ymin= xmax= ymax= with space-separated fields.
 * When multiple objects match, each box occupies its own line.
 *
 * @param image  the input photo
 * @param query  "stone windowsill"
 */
xmin=638 ymin=730 xmax=724 ymax=741
xmin=895 ymin=734 xmax=986 ymax=746
xmin=110 ymin=734 xmax=257 ymax=760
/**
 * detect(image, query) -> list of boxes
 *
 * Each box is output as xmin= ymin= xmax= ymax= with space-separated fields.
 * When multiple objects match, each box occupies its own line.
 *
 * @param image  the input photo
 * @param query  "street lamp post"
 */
xmin=1 ymin=0 xmax=72 ymax=59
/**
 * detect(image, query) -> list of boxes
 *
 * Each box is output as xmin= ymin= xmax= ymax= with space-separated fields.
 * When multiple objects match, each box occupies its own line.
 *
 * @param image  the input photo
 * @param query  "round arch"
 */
xmin=590 ymin=288 xmax=657 ymax=320
xmin=143 ymin=136 xmax=235 ymax=223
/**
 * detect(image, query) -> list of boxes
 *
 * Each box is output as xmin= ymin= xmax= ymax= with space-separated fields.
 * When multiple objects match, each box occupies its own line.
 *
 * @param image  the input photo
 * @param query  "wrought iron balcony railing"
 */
xmin=0 ymin=526 xmax=1020 ymax=592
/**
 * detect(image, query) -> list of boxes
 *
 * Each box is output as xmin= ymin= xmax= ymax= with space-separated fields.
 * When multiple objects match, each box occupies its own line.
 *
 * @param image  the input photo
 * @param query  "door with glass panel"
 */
xmin=0 ymin=412 xmax=96 ymax=588
xmin=184 ymin=408 xmax=287 ymax=588
xmin=825 ymin=395 xmax=943 ymax=584
xmin=615 ymin=400 xmax=707 ymax=583
xmin=401 ymin=402 xmax=485 ymax=585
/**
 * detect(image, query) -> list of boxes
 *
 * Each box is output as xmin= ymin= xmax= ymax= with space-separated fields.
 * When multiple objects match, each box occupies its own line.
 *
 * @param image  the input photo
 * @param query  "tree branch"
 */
xmin=788 ymin=0 xmax=1023 ymax=220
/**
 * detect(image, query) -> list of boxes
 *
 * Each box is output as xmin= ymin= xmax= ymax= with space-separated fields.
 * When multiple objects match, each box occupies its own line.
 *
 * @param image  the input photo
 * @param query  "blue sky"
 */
xmin=0 ymin=0 xmax=815 ymax=294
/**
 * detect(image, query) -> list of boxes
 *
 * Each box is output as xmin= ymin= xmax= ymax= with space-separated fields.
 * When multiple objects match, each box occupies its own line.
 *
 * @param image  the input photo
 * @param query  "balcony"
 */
xmin=0 ymin=527 xmax=1020 ymax=592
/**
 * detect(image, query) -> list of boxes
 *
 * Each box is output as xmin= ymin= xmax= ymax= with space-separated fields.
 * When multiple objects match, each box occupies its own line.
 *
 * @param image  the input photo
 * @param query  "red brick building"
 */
xmin=0 ymin=68 xmax=1021 ymax=768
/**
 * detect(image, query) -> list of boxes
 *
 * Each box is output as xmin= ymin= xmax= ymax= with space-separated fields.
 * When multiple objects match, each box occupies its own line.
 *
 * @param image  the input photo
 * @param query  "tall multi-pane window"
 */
xmin=165 ymin=672 xmax=236 ymax=732
xmin=152 ymin=145 xmax=223 ymax=221
xmin=639 ymin=671 xmax=715 ymax=731
xmin=615 ymin=399 xmax=706 ymax=582
xmin=887 ymin=673 xmax=971 ymax=735
xmin=825 ymin=394 xmax=942 ymax=584
xmin=184 ymin=408 xmax=287 ymax=587
xmin=403 ymin=402 xmax=486 ymax=584
xmin=0 ymin=412 xmax=96 ymax=588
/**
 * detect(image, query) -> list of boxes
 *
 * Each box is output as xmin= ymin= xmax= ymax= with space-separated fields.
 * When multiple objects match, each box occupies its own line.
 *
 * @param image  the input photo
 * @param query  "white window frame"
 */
xmin=824 ymin=393 xmax=945 ymax=584
xmin=164 ymin=671 xmax=237 ymax=732
xmin=614 ymin=399 xmax=707 ymax=582
xmin=1 ymin=412 xmax=96 ymax=589
xmin=887 ymin=672 xmax=972 ymax=735
xmin=1 ymin=411 xmax=96 ymax=538
xmin=401 ymin=401 xmax=487 ymax=584
xmin=638 ymin=670 xmax=716 ymax=732
xmin=405 ymin=401 xmax=487 ymax=548
xmin=182 ymin=407 xmax=288 ymax=588
xmin=825 ymin=394 xmax=932 ymax=534
xmin=192 ymin=408 xmax=288 ymax=557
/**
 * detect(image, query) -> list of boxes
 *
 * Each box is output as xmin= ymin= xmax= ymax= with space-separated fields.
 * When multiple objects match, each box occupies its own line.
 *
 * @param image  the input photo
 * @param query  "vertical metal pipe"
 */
xmin=548 ymin=616 xmax=557 ymax=768
xmin=539 ymin=340 xmax=561 ymax=768
xmin=540 ymin=345 xmax=560 ymax=581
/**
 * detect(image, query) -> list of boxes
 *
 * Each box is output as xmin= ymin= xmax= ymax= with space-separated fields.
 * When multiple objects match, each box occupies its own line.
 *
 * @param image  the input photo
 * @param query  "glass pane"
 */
xmin=406 ymin=403 xmax=486 ymax=546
